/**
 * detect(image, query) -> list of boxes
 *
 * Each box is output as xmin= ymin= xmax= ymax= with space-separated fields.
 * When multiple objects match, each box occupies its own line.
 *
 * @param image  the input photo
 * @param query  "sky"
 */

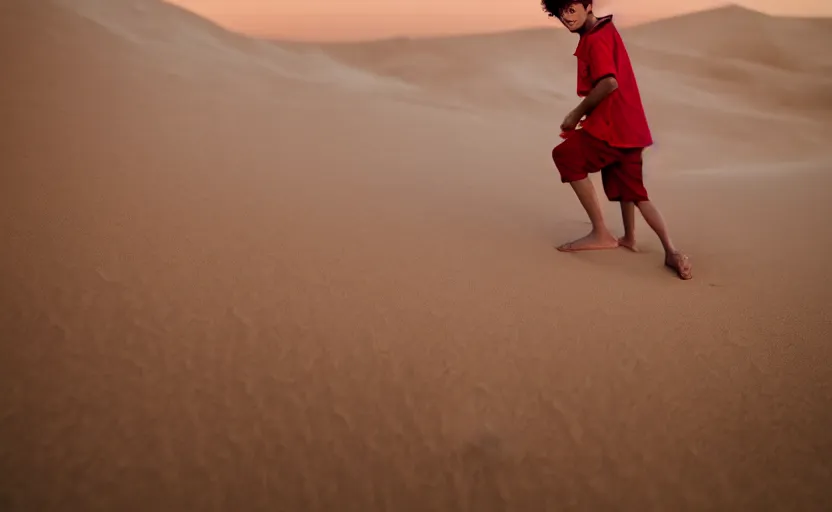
xmin=165 ymin=0 xmax=832 ymax=41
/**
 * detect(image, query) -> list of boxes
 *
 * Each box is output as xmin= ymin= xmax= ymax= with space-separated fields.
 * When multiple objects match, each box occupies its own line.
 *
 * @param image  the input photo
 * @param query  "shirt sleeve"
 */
xmin=586 ymin=35 xmax=617 ymax=84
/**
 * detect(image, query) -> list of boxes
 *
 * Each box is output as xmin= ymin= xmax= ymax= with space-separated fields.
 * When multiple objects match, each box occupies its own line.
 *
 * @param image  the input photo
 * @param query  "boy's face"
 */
xmin=559 ymin=2 xmax=592 ymax=32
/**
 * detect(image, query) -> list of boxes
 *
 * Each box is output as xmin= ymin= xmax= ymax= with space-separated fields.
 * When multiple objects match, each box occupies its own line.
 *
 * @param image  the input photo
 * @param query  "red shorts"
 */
xmin=551 ymin=130 xmax=649 ymax=202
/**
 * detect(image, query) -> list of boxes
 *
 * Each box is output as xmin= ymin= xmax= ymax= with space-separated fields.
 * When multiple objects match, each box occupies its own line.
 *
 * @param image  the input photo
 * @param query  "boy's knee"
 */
xmin=623 ymin=189 xmax=649 ymax=203
xmin=602 ymin=174 xmax=649 ymax=203
xmin=551 ymin=144 xmax=567 ymax=167
xmin=551 ymin=142 xmax=584 ymax=182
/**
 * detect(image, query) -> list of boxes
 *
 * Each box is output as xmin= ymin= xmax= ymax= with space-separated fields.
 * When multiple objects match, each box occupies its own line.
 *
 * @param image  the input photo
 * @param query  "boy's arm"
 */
xmin=562 ymin=76 xmax=617 ymax=131
xmin=573 ymin=76 xmax=618 ymax=118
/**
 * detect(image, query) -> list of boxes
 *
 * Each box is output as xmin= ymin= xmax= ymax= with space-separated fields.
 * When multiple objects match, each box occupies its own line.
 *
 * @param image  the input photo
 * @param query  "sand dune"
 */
xmin=10 ymin=0 xmax=412 ymax=93
xmin=2 ymin=1 xmax=831 ymax=510
xmin=623 ymin=6 xmax=832 ymax=113
xmin=626 ymin=5 xmax=832 ymax=69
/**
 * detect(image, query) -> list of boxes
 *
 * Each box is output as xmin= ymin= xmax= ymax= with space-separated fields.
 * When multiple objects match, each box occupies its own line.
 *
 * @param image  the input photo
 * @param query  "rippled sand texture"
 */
xmin=2 ymin=1 xmax=832 ymax=510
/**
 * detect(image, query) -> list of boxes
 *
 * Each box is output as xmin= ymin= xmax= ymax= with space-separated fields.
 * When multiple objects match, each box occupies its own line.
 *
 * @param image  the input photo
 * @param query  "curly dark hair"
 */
xmin=540 ymin=0 xmax=592 ymax=18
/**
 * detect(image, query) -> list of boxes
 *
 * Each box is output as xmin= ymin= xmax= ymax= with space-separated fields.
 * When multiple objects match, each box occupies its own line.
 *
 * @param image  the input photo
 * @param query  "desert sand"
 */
xmin=2 ymin=0 xmax=832 ymax=510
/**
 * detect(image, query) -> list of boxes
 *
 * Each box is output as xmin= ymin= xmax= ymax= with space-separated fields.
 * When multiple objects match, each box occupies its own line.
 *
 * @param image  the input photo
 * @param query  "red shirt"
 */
xmin=574 ymin=16 xmax=653 ymax=148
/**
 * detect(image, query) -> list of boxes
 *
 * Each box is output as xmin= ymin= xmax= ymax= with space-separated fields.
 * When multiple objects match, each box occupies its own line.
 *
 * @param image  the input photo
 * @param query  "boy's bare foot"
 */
xmin=618 ymin=236 xmax=638 ymax=252
xmin=665 ymin=251 xmax=692 ymax=280
xmin=557 ymin=232 xmax=619 ymax=252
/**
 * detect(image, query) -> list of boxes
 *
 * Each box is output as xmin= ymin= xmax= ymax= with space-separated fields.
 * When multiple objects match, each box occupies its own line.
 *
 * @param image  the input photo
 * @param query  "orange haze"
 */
xmin=165 ymin=0 xmax=832 ymax=41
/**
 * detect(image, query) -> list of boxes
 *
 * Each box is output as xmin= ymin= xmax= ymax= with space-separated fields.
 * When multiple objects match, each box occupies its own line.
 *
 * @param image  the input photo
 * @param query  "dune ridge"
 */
xmin=2 ymin=0 xmax=831 ymax=511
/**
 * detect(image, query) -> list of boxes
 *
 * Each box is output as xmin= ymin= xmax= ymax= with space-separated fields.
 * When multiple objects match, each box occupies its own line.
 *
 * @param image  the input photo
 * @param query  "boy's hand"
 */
xmin=560 ymin=109 xmax=583 ymax=132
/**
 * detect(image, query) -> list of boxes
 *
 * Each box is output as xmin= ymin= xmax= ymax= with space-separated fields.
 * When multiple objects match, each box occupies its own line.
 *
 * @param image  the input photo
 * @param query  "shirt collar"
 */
xmin=574 ymin=15 xmax=614 ymax=55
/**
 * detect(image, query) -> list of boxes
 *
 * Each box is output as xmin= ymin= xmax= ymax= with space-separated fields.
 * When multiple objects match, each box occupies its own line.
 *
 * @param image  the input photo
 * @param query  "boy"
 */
xmin=542 ymin=0 xmax=692 ymax=280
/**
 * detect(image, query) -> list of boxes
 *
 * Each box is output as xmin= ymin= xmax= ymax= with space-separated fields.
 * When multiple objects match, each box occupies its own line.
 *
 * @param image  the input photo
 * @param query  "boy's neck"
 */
xmin=577 ymin=14 xmax=599 ymax=34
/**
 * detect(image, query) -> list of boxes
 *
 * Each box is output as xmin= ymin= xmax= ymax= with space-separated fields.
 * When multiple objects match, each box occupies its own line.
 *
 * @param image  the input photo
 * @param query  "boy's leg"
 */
xmin=559 ymin=178 xmax=619 ymax=251
xmin=635 ymin=201 xmax=692 ymax=279
xmin=633 ymin=201 xmax=675 ymax=254
xmin=606 ymin=149 xmax=692 ymax=279
xmin=619 ymin=201 xmax=637 ymax=251
xmin=600 ymin=162 xmax=637 ymax=250
xmin=551 ymin=133 xmax=618 ymax=252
